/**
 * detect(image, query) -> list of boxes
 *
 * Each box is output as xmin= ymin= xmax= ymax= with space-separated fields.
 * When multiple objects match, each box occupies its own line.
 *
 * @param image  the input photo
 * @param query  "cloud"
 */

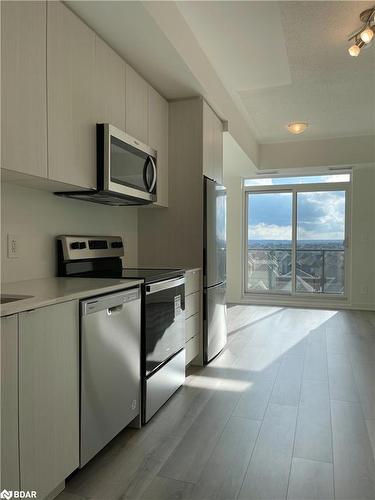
xmin=297 ymin=191 xmax=345 ymax=239
xmin=248 ymin=191 xmax=346 ymax=241
xmin=249 ymin=223 xmax=292 ymax=240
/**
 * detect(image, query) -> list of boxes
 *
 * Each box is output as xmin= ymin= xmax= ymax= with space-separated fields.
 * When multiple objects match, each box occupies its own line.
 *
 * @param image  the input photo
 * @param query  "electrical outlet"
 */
xmin=7 ymin=234 xmax=20 ymax=258
xmin=360 ymin=284 xmax=368 ymax=295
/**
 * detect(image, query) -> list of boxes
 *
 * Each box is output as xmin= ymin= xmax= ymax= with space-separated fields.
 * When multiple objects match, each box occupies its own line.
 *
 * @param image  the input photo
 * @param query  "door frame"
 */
xmin=242 ymin=181 xmax=351 ymax=301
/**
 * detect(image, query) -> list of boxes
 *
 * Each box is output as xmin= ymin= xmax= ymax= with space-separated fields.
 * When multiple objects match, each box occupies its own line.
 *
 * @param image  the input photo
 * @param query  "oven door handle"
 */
xmin=146 ymin=277 xmax=185 ymax=295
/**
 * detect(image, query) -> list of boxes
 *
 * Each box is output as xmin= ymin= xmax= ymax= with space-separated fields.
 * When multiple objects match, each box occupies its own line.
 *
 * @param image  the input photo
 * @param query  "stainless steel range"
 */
xmin=57 ymin=235 xmax=186 ymax=425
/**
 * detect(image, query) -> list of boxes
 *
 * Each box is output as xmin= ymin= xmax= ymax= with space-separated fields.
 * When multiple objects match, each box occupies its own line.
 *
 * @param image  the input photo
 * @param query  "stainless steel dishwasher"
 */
xmin=80 ymin=287 xmax=141 ymax=467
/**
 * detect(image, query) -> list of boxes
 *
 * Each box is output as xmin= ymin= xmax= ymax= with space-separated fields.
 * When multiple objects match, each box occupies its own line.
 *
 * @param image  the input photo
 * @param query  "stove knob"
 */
xmin=111 ymin=241 xmax=123 ymax=248
xmin=70 ymin=241 xmax=86 ymax=250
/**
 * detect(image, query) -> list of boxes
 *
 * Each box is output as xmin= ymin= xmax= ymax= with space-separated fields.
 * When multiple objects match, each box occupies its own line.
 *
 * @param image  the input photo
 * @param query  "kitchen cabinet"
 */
xmin=148 ymin=87 xmax=169 ymax=207
xmin=1 ymin=314 xmax=19 ymax=491
xmin=18 ymin=300 xmax=79 ymax=499
xmin=184 ymin=269 xmax=202 ymax=365
xmin=1 ymin=0 xmax=48 ymax=178
xmin=2 ymin=0 xmax=169 ymax=199
xmin=47 ymin=1 xmax=96 ymax=189
xmin=203 ymin=101 xmax=223 ymax=184
xmin=126 ymin=65 xmax=149 ymax=144
xmin=138 ymin=98 xmax=222 ymax=272
xmin=95 ymin=36 xmax=126 ymax=131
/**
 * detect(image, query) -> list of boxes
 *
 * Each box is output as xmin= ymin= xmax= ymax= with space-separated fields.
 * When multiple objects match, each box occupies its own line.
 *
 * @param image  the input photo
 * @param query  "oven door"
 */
xmin=144 ymin=277 xmax=185 ymax=375
xmin=98 ymin=123 xmax=157 ymax=203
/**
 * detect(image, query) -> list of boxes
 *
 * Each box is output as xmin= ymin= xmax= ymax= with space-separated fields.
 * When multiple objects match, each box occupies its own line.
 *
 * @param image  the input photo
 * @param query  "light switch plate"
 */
xmin=7 ymin=234 xmax=20 ymax=258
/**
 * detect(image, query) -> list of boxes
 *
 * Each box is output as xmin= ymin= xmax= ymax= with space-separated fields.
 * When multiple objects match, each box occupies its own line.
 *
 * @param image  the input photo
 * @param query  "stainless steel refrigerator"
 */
xmin=203 ymin=176 xmax=227 ymax=363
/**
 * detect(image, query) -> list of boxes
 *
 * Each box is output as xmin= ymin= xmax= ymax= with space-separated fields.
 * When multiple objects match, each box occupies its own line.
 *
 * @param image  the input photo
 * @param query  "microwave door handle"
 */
xmin=143 ymin=159 xmax=150 ymax=192
xmin=149 ymin=157 xmax=157 ymax=193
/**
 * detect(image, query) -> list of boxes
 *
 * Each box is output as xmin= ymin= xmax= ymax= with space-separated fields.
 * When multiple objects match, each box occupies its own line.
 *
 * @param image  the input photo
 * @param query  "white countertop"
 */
xmin=1 ymin=277 xmax=143 ymax=317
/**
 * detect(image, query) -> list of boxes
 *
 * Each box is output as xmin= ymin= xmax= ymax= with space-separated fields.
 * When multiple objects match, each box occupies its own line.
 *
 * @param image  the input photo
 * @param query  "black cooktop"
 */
xmin=71 ymin=267 xmax=184 ymax=284
xmin=121 ymin=268 xmax=184 ymax=284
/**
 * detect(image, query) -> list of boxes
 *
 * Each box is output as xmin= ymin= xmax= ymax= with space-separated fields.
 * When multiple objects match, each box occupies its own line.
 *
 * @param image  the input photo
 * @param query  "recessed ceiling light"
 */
xmin=287 ymin=122 xmax=308 ymax=135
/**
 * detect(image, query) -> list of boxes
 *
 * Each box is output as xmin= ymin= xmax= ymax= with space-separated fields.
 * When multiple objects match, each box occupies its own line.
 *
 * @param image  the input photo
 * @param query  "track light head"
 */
xmin=348 ymin=6 xmax=375 ymax=56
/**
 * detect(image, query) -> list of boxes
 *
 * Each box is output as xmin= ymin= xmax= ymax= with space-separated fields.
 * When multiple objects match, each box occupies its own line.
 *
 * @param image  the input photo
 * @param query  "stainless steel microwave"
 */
xmin=55 ymin=124 xmax=157 ymax=206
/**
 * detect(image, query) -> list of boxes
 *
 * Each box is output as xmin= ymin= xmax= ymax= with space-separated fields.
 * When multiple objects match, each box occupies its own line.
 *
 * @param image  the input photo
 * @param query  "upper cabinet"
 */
xmin=126 ymin=65 xmax=149 ymax=145
xmin=1 ymin=1 xmax=48 ymax=178
xmin=148 ymin=87 xmax=168 ymax=208
xmin=94 ymin=36 xmax=126 ymax=131
xmin=2 ymin=1 xmax=169 ymax=201
xmin=203 ymin=102 xmax=223 ymax=185
xmin=47 ymin=1 xmax=96 ymax=189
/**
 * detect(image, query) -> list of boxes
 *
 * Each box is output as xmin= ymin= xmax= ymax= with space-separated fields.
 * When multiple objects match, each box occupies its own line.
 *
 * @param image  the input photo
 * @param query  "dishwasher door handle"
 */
xmin=106 ymin=304 xmax=123 ymax=315
xmin=81 ymin=287 xmax=140 ymax=315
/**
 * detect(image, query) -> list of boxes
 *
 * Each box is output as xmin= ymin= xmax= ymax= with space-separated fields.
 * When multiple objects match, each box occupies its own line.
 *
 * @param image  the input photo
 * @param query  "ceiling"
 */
xmin=67 ymin=1 xmax=375 ymax=149
xmin=177 ymin=1 xmax=375 ymax=143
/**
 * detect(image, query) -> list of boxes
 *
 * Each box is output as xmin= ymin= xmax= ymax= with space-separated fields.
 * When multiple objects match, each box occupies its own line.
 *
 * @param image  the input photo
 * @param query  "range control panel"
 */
xmin=57 ymin=235 xmax=124 ymax=260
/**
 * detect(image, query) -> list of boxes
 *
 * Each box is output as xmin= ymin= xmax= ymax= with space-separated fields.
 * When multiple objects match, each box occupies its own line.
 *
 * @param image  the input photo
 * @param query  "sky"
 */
xmin=244 ymin=174 xmax=350 ymax=187
xmin=248 ymin=190 xmax=346 ymax=241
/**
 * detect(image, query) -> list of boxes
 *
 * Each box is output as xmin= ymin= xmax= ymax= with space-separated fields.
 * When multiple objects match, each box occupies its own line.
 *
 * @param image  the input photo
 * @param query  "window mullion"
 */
xmin=292 ymin=189 xmax=297 ymax=295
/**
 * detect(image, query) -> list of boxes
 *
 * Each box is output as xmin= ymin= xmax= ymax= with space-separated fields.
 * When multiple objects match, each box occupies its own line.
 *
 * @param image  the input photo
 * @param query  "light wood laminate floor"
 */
xmin=58 ymin=305 xmax=375 ymax=500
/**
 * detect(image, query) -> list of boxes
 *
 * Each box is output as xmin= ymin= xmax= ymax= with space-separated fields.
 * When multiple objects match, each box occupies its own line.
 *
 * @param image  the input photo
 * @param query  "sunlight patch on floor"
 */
xmin=185 ymin=374 xmax=252 ymax=392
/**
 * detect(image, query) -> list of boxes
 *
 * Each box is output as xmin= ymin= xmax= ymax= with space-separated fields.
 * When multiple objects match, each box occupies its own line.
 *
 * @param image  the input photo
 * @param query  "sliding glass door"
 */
xmin=296 ymin=191 xmax=346 ymax=294
xmin=245 ymin=184 xmax=348 ymax=297
xmin=246 ymin=191 xmax=293 ymax=293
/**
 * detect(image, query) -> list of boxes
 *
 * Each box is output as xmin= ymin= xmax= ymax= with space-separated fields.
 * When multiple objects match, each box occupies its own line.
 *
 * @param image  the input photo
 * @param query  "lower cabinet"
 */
xmin=185 ymin=269 xmax=202 ymax=365
xmin=1 ymin=300 xmax=80 ymax=499
xmin=1 ymin=314 xmax=19 ymax=491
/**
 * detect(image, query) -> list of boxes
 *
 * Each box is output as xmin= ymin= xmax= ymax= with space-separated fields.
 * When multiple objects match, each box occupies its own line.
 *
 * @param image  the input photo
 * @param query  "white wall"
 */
xmin=260 ymin=135 xmax=375 ymax=169
xmin=350 ymin=164 xmax=375 ymax=309
xmin=224 ymin=134 xmax=375 ymax=310
xmin=223 ymin=133 xmax=257 ymax=302
xmin=1 ymin=182 xmax=138 ymax=283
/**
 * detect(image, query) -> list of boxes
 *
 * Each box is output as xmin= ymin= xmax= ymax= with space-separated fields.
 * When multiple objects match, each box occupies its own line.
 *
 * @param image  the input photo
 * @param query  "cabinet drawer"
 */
xmin=185 ymin=269 xmax=201 ymax=296
xmin=185 ymin=335 xmax=199 ymax=365
xmin=185 ymin=292 xmax=200 ymax=319
xmin=186 ymin=313 xmax=200 ymax=342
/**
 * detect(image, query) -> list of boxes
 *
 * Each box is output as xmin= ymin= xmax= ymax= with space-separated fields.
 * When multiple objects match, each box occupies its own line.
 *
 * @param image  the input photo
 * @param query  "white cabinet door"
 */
xmin=125 ymin=65 xmax=149 ymax=144
xmin=203 ymin=101 xmax=215 ymax=181
xmin=0 ymin=314 xmax=19 ymax=491
xmin=47 ymin=2 xmax=96 ymax=189
xmin=95 ymin=36 xmax=126 ymax=131
xmin=18 ymin=301 xmax=79 ymax=499
xmin=203 ymin=102 xmax=223 ymax=184
xmin=213 ymin=110 xmax=223 ymax=185
xmin=148 ymin=87 xmax=168 ymax=207
xmin=1 ymin=1 xmax=47 ymax=178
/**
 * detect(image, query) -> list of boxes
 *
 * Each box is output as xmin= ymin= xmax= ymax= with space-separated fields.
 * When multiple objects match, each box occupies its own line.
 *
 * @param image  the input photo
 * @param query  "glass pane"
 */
xmin=110 ymin=136 xmax=149 ymax=191
xmin=244 ymin=173 xmax=350 ymax=187
xmin=247 ymin=192 xmax=292 ymax=292
xmin=296 ymin=191 xmax=346 ymax=294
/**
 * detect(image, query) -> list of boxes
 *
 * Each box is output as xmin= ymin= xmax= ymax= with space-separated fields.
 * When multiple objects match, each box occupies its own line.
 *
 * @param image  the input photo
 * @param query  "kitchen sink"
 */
xmin=0 ymin=294 xmax=33 ymax=304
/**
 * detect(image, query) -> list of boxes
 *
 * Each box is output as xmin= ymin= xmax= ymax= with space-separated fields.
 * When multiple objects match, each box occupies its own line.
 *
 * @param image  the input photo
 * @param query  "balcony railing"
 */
xmin=247 ymin=248 xmax=345 ymax=294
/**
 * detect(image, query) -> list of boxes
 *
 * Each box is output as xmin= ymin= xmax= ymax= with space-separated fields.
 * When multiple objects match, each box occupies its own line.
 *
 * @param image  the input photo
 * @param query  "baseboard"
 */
xmin=227 ymin=298 xmax=375 ymax=312
xmin=46 ymin=481 xmax=65 ymax=500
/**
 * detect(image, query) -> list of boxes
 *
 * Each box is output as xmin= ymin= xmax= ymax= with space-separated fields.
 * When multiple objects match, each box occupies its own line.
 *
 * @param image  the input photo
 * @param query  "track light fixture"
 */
xmin=348 ymin=6 xmax=375 ymax=57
